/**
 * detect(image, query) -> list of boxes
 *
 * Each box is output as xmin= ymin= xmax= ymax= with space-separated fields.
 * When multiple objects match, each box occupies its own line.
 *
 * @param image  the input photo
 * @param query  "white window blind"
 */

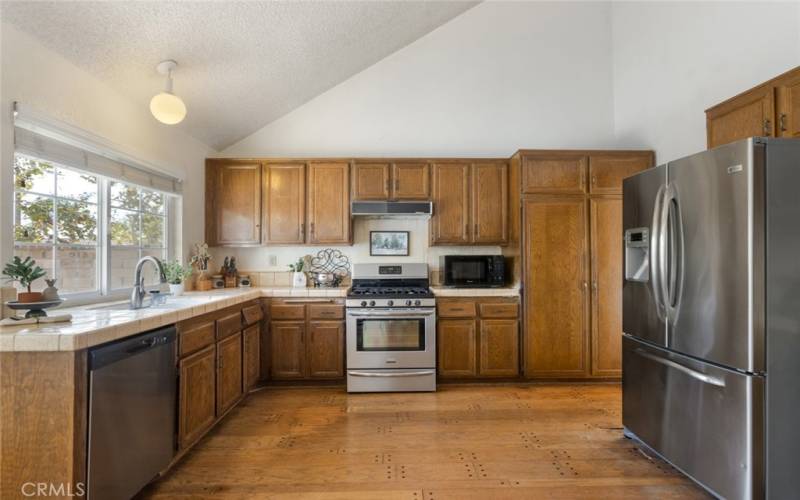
xmin=13 ymin=102 xmax=182 ymax=195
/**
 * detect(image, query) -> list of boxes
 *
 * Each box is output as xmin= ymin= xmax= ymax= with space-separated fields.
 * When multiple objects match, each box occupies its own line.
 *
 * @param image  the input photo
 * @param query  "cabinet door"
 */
xmin=263 ymin=163 xmax=305 ymax=244
xmin=206 ymin=162 xmax=261 ymax=246
xmin=523 ymin=197 xmax=589 ymax=378
xmin=590 ymin=198 xmax=623 ymax=377
xmin=352 ymin=162 xmax=390 ymax=200
xmin=270 ymin=321 xmax=305 ymax=379
xmin=521 ymin=154 xmax=587 ymax=194
xmin=471 ymin=162 xmax=508 ymax=244
xmin=777 ymin=71 xmax=800 ymax=139
xmin=307 ymin=321 xmax=344 ymax=379
xmin=479 ymin=319 xmax=519 ymax=377
xmin=243 ymin=324 xmax=261 ymax=391
xmin=216 ymin=333 xmax=243 ymax=415
xmin=430 ymin=163 xmax=470 ymax=244
xmin=392 ymin=162 xmax=430 ymax=200
xmin=588 ymin=154 xmax=653 ymax=195
xmin=706 ymin=86 xmax=775 ymax=148
xmin=437 ymin=319 xmax=477 ymax=378
xmin=179 ymin=345 xmax=216 ymax=449
xmin=307 ymin=162 xmax=351 ymax=244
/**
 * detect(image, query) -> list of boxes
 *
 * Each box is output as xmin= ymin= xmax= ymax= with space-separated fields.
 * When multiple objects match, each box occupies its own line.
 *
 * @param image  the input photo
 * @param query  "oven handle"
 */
xmin=348 ymin=370 xmax=435 ymax=378
xmin=347 ymin=309 xmax=435 ymax=318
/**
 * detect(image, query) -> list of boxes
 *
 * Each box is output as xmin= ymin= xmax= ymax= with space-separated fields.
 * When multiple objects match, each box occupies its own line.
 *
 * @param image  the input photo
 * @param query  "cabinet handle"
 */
xmin=385 ymin=179 xmax=390 ymax=193
xmin=394 ymin=178 xmax=399 ymax=191
xmin=465 ymin=224 xmax=469 ymax=237
xmin=592 ymin=281 xmax=598 ymax=291
xmin=780 ymin=113 xmax=788 ymax=132
xmin=300 ymin=223 xmax=305 ymax=237
xmin=310 ymin=222 xmax=315 ymax=237
xmin=592 ymin=175 xmax=597 ymax=186
xmin=763 ymin=118 xmax=772 ymax=136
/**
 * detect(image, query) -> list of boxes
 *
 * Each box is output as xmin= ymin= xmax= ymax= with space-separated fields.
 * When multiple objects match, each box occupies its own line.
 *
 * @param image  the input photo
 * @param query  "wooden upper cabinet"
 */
xmin=437 ymin=319 xmax=477 ymax=378
xmin=521 ymin=154 xmax=587 ymax=194
xmin=471 ymin=162 xmax=508 ymax=244
xmin=263 ymin=163 xmax=306 ymax=244
xmin=430 ymin=163 xmax=471 ymax=244
xmin=392 ymin=162 xmax=430 ymax=200
xmin=307 ymin=162 xmax=351 ymax=244
xmin=706 ymin=86 xmax=775 ymax=149
xmin=777 ymin=69 xmax=800 ymax=138
xmin=523 ymin=196 xmax=589 ymax=378
xmin=590 ymin=198 xmax=623 ymax=377
xmin=216 ymin=333 xmax=243 ymax=415
xmin=352 ymin=162 xmax=390 ymax=200
xmin=588 ymin=154 xmax=653 ymax=194
xmin=306 ymin=321 xmax=344 ymax=379
xmin=206 ymin=161 xmax=262 ymax=246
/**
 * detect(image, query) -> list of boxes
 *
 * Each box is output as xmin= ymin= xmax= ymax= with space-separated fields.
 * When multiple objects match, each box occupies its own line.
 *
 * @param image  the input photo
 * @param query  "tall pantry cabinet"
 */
xmin=514 ymin=150 xmax=654 ymax=379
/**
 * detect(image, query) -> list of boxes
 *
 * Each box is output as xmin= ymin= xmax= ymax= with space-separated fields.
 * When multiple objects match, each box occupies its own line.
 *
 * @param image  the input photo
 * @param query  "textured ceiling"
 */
xmin=1 ymin=1 xmax=477 ymax=150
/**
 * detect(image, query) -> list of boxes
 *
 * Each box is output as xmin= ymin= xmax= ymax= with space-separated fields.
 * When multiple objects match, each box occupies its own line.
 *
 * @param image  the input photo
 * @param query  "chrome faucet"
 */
xmin=130 ymin=256 xmax=167 ymax=309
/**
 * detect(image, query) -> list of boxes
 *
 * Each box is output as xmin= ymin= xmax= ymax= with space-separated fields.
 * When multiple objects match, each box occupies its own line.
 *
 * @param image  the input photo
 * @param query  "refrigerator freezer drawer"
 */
xmin=622 ymin=336 xmax=764 ymax=500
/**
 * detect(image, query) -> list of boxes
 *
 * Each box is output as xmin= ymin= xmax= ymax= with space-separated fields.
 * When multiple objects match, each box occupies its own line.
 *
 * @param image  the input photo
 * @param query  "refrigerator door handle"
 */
xmin=634 ymin=348 xmax=726 ymax=387
xmin=662 ymin=184 xmax=684 ymax=325
xmin=651 ymin=184 xmax=667 ymax=323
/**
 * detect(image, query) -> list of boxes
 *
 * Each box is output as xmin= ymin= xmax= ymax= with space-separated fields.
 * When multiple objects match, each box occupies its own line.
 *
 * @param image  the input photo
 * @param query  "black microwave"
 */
xmin=442 ymin=255 xmax=506 ymax=288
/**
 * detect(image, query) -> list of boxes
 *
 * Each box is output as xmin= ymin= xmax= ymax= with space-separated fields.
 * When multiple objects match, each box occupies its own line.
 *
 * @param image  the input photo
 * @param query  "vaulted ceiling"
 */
xmin=1 ymin=1 xmax=477 ymax=150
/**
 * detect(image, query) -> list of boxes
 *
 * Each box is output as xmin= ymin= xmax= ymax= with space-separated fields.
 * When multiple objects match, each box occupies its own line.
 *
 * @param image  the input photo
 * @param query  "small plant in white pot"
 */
xmin=164 ymin=260 xmax=192 ymax=296
xmin=289 ymin=257 xmax=307 ymax=288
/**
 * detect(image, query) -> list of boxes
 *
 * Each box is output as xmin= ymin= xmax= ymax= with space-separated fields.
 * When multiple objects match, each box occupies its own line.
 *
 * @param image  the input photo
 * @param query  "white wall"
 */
xmin=0 ymin=22 xmax=213 ymax=266
xmin=612 ymin=1 xmax=800 ymax=163
xmin=221 ymin=1 xmax=617 ymax=158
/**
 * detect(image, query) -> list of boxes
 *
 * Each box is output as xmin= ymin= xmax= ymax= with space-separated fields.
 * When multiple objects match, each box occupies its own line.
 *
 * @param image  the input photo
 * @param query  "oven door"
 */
xmin=346 ymin=308 xmax=436 ymax=369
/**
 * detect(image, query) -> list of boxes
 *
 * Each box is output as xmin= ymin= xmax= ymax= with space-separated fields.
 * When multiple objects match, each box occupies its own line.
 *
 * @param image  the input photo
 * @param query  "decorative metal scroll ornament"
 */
xmin=307 ymin=249 xmax=350 ymax=287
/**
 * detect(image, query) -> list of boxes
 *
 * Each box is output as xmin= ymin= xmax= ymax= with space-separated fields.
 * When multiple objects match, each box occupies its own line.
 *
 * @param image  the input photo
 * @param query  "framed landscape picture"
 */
xmin=370 ymin=231 xmax=410 ymax=256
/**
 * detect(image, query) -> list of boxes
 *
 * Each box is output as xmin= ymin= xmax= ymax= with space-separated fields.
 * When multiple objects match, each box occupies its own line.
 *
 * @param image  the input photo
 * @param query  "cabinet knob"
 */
xmin=763 ymin=118 xmax=772 ymax=136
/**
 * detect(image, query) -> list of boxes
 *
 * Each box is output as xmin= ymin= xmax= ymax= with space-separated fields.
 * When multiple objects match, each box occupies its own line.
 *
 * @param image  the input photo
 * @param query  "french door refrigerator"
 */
xmin=622 ymin=137 xmax=800 ymax=500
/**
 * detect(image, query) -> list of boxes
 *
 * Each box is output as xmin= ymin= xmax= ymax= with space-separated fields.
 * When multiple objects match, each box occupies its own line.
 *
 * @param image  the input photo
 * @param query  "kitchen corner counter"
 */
xmin=0 ymin=286 xmax=348 ymax=352
xmin=430 ymin=286 xmax=520 ymax=297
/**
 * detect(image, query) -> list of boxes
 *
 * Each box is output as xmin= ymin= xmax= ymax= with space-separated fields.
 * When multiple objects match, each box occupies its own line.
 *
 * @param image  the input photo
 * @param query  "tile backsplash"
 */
xmin=208 ymin=217 xmax=501 ymax=285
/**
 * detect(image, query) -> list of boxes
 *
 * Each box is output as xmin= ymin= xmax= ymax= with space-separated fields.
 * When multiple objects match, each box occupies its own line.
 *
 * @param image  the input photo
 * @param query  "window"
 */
xmin=12 ymin=152 xmax=173 ymax=298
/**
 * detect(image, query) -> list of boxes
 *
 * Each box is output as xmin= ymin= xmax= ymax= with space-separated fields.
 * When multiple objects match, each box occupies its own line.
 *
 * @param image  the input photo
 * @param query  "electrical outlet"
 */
xmin=269 ymin=255 xmax=278 ymax=266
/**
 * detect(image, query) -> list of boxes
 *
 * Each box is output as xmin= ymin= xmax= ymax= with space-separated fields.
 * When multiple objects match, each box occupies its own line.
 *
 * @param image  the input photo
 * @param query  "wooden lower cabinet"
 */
xmin=270 ymin=321 xmax=306 ymax=379
xmin=438 ymin=319 xmax=478 ymax=378
xmin=437 ymin=298 xmax=520 ymax=379
xmin=217 ymin=332 xmax=243 ymax=415
xmin=307 ymin=321 xmax=344 ymax=378
xmin=178 ymin=345 xmax=216 ymax=449
xmin=243 ymin=324 xmax=261 ymax=391
xmin=479 ymin=319 xmax=519 ymax=377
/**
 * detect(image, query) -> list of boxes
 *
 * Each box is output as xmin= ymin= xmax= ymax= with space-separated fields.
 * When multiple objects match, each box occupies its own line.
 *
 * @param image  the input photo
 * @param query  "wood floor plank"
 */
xmin=138 ymin=384 xmax=709 ymax=499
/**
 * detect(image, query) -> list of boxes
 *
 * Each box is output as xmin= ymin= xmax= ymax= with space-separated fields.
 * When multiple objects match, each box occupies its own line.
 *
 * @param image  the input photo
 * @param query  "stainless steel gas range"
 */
xmin=345 ymin=263 xmax=436 ymax=392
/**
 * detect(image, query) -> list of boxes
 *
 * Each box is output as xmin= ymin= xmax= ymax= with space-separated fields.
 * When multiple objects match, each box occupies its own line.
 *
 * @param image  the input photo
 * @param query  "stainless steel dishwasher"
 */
xmin=87 ymin=326 xmax=177 ymax=500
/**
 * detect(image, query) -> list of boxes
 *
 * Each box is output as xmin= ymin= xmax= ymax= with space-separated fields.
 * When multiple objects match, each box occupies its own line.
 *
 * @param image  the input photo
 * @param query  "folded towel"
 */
xmin=0 ymin=314 xmax=72 ymax=326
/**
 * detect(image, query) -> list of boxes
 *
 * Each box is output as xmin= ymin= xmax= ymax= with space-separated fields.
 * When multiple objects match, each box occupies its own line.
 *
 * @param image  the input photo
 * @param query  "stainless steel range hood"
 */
xmin=351 ymin=201 xmax=432 ymax=217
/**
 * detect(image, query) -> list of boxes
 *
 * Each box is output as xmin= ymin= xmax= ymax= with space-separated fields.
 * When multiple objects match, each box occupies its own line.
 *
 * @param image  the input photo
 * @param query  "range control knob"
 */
xmin=414 ymin=299 xmax=421 ymax=306
xmin=387 ymin=300 xmax=394 ymax=306
xmin=369 ymin=300 xmax=376 ymax=307
xmin=405 ymin=299 xmax=413 ymax=306
xmin=360 ymin=301 xmax=367 ymax=307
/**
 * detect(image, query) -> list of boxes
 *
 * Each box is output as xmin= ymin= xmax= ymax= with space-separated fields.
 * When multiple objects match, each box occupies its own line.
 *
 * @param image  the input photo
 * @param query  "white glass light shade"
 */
xmin=150 ymin=92 xmax=186 ymax=125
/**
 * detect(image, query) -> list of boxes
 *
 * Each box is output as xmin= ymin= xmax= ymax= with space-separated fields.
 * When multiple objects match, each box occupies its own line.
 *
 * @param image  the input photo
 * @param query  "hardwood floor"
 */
xmin=140 ymin=384 xmax=708 ymax=499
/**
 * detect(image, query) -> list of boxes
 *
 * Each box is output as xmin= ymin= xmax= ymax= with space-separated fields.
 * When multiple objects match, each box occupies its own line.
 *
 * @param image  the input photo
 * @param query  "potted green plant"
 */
xmin=2 ymin=256 xmax=47 ymax=303
xmin=289 ymin=257 xmax=307 ymax=288
xmin=164 ymin=260 xmax=193 ymax=296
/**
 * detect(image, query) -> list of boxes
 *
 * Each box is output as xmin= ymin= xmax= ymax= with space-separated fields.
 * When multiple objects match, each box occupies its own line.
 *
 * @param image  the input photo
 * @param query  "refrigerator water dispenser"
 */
xmin=625 ymin=227 xmax=649 ymax=282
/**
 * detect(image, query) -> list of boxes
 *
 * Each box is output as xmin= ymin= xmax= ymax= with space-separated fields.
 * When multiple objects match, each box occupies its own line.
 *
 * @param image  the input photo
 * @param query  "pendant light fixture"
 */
xmin=150 ymin=60 xmax=187 ymax=125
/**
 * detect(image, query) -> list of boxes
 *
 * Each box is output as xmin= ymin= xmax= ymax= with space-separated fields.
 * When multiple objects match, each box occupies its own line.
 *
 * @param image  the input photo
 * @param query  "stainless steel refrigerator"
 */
xmin=622 ymin=137 xmax=800 ymax=500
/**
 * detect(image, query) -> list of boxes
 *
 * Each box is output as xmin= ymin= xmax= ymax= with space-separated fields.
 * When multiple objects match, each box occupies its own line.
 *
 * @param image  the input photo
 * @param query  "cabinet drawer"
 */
xmin=242 ymin=303 xmax=264 ymax=326
xmin=438 ymin=300 xmax=477 ymax=318
xmin=478 ymin=302 xmax=519 ymax=319
xmin=309 ymin=304 xmax=344 ymax=320
xmin=179 ymin=321 xmax=215 ymax=357
xmin=270 ymin=304 xmax=306 ymax=320
xmin=216 ymin=311 xmax=243 ymax=339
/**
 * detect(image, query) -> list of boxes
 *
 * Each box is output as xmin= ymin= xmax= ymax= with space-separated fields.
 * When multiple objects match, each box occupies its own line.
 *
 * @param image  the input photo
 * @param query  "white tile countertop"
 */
xmin=0 ymin=286 xmax=347 ymax=353
xmin=430 ymin=286 xmax=520 ymax=297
